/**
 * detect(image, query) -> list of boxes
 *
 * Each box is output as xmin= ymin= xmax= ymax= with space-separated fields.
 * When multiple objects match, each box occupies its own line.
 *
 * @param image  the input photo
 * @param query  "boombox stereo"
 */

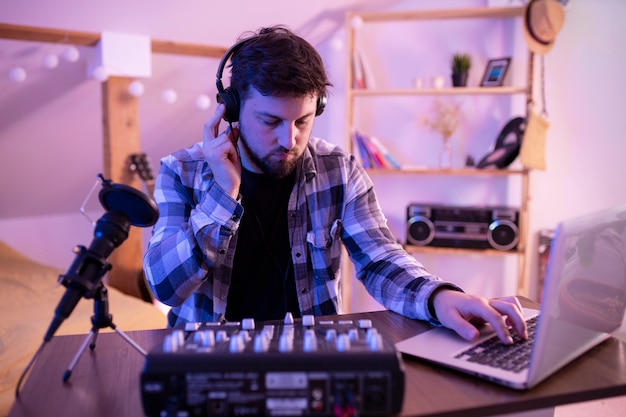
xmin=406 ymin=204 xmax=519 ymax=251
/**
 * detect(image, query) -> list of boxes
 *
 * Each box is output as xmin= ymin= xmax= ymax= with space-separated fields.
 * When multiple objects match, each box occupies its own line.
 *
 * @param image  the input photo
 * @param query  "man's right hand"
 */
xmin=202 ymin=104 xmax=241 ymax=199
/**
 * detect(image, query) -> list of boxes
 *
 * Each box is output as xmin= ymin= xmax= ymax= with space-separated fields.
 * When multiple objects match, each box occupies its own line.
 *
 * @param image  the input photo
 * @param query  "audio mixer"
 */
xmin=141 ymin=313 xmax=405 ymax=416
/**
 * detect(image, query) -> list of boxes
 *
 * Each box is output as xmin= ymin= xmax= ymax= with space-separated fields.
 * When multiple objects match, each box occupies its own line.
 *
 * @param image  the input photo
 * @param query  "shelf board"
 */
xmin=404 ymin=245 xmax=523 ymax=256
xmin=350 ymin=87 xmax=527 ymax=96
xmin=365 ymin=167 xmax=528 ymax=176
xmin=350 ymin=6 xmax=524 ymax=23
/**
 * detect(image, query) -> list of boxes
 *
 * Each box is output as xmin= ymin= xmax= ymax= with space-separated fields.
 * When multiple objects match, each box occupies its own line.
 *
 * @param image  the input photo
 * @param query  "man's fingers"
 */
xmin=433 ymin=290 xmax=527 ymax=345
xmin=489 ymin=298 xmax=528 ymax=340
xmin=203 ymin=104 xmax=226 ymax=142
xmin=446 ymin=313 xmax=481 ymax=341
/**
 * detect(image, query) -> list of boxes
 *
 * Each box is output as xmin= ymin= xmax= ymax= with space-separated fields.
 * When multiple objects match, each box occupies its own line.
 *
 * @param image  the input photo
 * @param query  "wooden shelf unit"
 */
xmin=344 ymin=6 xmax=532 ymax=296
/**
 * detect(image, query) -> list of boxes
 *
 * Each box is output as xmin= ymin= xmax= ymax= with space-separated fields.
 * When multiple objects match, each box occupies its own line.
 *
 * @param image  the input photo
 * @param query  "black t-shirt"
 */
xmin=225 ymin=168 xmax=300 ymax=321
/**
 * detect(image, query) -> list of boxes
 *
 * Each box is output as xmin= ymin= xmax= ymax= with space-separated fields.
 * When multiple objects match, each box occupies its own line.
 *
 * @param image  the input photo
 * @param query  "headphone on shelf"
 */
xmin=477 ymin=117 xmax=526 ymax=169
xmin=215 ymin=35 xmax=328 ymax=123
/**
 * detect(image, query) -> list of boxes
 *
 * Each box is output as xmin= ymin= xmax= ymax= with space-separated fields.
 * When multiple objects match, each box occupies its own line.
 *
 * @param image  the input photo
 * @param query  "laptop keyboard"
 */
xmin=455 ymin=316 xmax=539 ymax=373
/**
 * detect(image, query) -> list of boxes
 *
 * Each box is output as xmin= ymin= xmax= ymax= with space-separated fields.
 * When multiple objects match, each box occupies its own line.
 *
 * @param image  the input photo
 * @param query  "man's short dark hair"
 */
xmin=229 ymin=26 xmax=332 ymax=103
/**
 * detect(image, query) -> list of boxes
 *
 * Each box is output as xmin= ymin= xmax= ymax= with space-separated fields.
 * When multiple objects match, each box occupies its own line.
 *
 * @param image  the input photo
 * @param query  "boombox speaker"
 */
xmin=406 ymin=204 xmax=519 ymax=251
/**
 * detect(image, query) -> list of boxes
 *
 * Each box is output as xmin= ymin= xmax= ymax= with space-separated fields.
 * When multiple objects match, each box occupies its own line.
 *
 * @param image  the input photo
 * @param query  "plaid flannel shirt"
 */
xmin=144 ymin=136 xmax=458 ymax=327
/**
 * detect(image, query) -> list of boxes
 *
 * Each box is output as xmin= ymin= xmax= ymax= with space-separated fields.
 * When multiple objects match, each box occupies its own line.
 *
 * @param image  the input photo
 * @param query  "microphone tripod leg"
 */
xmin=61 ymin=284 xmax=147 ymax=382
xmin=63 ymin=329 xmax=98 ymax=382
xmin=114 ymin=327 xmax=147 ymax=356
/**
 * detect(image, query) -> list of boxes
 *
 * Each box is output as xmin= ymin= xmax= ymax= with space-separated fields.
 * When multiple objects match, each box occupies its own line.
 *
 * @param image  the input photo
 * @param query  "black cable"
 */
xmin=15 ymin=339 xmax=47 ymax=398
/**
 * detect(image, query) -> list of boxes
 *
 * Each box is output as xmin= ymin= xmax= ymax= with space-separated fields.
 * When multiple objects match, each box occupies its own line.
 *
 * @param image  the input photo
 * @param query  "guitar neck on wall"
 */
xmin=129 ymin=153 xmax=156 ymax=197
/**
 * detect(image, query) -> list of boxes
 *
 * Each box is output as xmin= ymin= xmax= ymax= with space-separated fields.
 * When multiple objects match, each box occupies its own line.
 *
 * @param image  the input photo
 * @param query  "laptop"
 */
xmin=396 ymin=204 xmax=626 ymax=390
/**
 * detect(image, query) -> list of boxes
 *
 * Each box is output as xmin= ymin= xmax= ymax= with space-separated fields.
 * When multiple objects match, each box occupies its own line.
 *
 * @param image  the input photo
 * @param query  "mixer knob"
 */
xmin=325 ymin=329 xmax=337 ymax=342
xmin=279 ymin=333 xmax=293 ymax=352
xmin=184 ymin=322 xmax=200 ymax=331
xmin=357 ymin=319 xmax=372 ymax=329
xmin=239 ymin=330 xmax=252 ymax=342
xmin=242 ymin=318 xmax=255 ymax=330
xmin=336 ymin=333 xmax=351 ymax=352
xmin=193 ymin=330 xmax=215 ymax=348
xmin=368 ymin=332 xmax=384 ymax=351
xmin=216 ymin=330 xmax=229 ymax=343
xmin=303 ymin=329 xmax=318 ymax=352
xmin=281 ymin=326 xmax=295 ymax=342
xmin=162 ymin=334 xmax=178 ymax=353
xmin=283 ymin=312 xmax=294 ymax=325
xmin=253 ymin=334 xmax=269 ymax=352
xmin=348 ymin=328 xmax=359 ymax=341
xmin=262 ymin=325 xmax=275 ymax=339
xmin=171 ymin=329 xmax=185 ymax=347
xmin=302 ymin=314 xmax=315 ymax=327
xmin=229 ymin=333 xmax=245 ymax=353
xmin=365 ymin=328 xmax=379 ymax=344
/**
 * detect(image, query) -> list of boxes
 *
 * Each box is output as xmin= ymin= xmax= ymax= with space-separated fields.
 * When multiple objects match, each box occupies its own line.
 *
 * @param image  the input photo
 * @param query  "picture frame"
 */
xmin=480 ymin=57 xmax=511 ymax=87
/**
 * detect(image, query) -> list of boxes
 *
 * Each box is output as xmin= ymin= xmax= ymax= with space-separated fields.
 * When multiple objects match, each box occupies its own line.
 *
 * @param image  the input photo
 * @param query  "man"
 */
xmin=144 ymin=26 xmax=526 ymax=345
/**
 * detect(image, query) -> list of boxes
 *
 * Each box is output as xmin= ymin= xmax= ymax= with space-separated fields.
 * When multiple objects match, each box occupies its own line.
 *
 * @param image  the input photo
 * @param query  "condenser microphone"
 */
xmin=43 ymin=175 xmax=158 ymax=342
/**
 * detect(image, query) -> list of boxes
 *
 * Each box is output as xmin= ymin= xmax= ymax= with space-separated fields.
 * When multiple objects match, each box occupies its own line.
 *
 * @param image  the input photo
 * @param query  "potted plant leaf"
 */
xmin=451 ymin=53 xmax=471 ymax=87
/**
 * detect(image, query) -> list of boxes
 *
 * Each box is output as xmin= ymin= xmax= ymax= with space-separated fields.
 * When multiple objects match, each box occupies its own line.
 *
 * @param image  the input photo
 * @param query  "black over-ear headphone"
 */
xmin=215 ymin=36 xmax=328 ymax=123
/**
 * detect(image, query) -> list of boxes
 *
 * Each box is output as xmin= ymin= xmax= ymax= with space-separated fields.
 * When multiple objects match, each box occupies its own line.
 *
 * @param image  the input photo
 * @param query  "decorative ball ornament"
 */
xmin=42 ymin=54 xmax=59 ymax=69
xmin=128 ymin=80 xmax=145 ymax=97
xmin=92 ymin=65 xmax=109 ymax=82
xmin=162 ymin=89 xmax=178 ymax=104
xmin=330 ymin=37 xmax=343 ymax=51
xmin=195 ymin=94 xmax=211 ymax=110
xmin=8 ymin=67 xmax=27 ymax=83
xmin=351 ymin=15 xmax=364 ymax=29
xmin=63 ymin=46 xmax=80 ymax=63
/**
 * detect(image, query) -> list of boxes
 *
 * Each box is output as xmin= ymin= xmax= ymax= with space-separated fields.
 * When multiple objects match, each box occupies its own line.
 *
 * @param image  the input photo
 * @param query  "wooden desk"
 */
xmin=9 ymin=302 xmax=626 ymax=417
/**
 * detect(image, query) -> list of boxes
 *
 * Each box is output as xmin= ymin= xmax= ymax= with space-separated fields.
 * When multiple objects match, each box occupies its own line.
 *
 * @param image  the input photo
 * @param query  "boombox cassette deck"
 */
xmin=406 ymin=203 xmax=519 ymax=251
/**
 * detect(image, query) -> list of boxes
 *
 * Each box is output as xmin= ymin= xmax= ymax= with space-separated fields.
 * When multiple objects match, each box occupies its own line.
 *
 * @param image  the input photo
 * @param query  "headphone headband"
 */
xmin=215 ymin=39 xmax=247 ymax=98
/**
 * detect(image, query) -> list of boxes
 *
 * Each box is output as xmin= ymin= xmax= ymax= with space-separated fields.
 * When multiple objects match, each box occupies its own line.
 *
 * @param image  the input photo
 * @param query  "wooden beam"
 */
xmin=151 ymin=39 xmax=227 ymax=58
xmin=101 ymin=76 xmax=145 ymax=300
xmin=0 ymin=22 xmax=227 ymax=57
xmin=0 ymin=22 xmax=99 ymax=45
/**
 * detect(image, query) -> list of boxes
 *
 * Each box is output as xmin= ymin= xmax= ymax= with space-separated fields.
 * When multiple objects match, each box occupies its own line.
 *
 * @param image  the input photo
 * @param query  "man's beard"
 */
xmin=238 ymin=131 xmax=303 ymax=179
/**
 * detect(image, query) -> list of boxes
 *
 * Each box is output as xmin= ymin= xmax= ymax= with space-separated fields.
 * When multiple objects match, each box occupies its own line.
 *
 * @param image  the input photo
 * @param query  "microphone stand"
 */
xmin=62 ymin=282 xmax=147 ymax=382
xmin=15 ymin=175 xmax=158 ymax=396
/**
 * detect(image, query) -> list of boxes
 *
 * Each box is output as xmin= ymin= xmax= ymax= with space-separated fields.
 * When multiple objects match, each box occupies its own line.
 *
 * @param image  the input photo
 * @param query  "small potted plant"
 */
xmin=451 ymin=53 xmax=471 ymax=87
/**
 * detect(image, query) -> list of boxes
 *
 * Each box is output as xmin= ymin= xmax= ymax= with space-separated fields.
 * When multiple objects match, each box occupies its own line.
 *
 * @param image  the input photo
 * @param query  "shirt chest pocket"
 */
xmin=306 ymin=219 xmax=342 ymax=281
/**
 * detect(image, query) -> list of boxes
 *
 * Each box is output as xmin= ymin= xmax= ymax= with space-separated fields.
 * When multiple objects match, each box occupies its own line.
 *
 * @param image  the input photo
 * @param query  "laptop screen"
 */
xmin=528 ymin=205 xmax=626 ymax=386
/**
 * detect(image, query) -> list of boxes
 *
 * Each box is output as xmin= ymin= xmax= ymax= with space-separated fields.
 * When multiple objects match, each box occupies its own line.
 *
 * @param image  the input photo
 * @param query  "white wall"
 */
xmin=525 ymin=0 xmax=626 ymax=298
xmin=1 ymin=1 xmax=625 ymax=312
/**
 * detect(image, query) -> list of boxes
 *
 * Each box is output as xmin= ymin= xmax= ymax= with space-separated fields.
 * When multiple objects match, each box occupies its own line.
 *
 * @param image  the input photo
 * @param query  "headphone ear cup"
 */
xmin=216 ymin=87 xmax=240 ymax=122
xmin=315 ymin=93 xmax=327 ymax=116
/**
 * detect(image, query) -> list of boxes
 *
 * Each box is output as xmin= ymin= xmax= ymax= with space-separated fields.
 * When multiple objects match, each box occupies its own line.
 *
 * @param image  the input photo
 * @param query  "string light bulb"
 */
xmin=63 ymin=46 xmax=80 ymax=62
xmin=161 ymin=89 xmax=178 ymax=104
xmin=351 ymin=15 xmax=364 ymax=29
xmin=128 ymin=80 xmax=145 ymax=97
xmin=42 ymin=53 xmax=59 ymax=69
xmin=8 ymin=67 xmax=27 ymax=83
xmin=92 ymin=65 xmax=109 ymax=82
xmin=195 ymin=94 xmax=211 ymax=110
xmin=330 ymin=37 xmax=343 ymax=51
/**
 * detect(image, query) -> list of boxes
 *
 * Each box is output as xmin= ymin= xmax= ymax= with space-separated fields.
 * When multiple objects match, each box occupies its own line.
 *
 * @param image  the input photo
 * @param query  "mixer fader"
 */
xmin=141 ymin=313 xmax=404 ymax=416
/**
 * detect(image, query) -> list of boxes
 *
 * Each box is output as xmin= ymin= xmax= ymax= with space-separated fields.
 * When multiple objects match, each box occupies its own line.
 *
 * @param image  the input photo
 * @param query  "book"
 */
xmin=351 ymin=51 xmax=366 ymax=89
xmin=358 ymin=131 xmax=386 ymax=168
xmin=352 ymin=131 xmax=372 ymax=169
xmin=368 ymin=136 xmax=401 ymax=169
xmin=351 ymin=50 xmax=376 ymax=90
